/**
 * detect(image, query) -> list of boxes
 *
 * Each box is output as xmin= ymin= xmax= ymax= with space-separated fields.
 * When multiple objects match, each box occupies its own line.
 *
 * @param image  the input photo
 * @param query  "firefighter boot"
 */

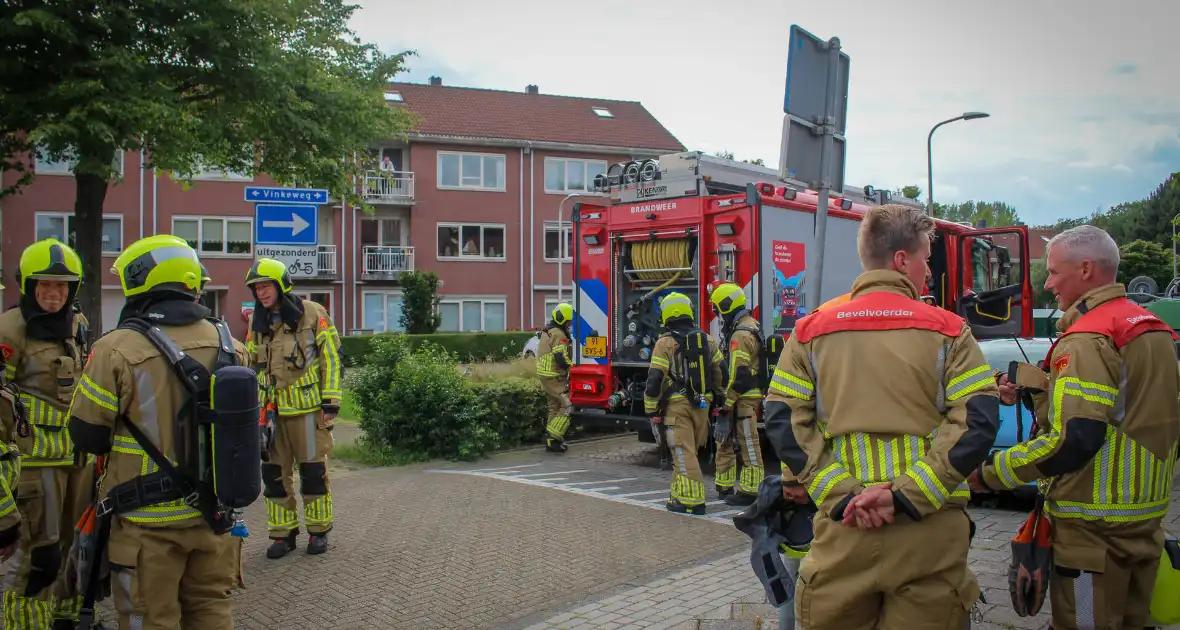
xmin=716 ymin=485 xmax=735 ymax=500
xmin=307 ymin=532 xmax=328 ymax=555
xmin=267 ymin=531 xmax=298 ymax=559
xmin=666 ymin=500 xmax=707 ymax=516
xmin=545 ymin=435 xmax=568 ymax=453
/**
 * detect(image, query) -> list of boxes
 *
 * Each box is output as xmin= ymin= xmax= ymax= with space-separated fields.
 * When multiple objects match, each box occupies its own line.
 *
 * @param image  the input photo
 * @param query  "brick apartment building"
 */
xmin=0 ymin=78 xmax=685 ymax=338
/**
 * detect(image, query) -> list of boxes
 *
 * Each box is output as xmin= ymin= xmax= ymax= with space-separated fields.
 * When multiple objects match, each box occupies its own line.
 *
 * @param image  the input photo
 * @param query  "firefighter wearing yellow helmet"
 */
xmin=537 ymin=303 xmax=575 ymax=453
xmin=708 ymin=283 xmax=766 ymax=507
xmin=68 ymin=234 xmax=256 ymax=628
xmin=0 ymin=238 xmax=93 ymax=629
xmin=245 ymin=257 xmax=342 ymax=558
xmin=643 ymin=292 xmax=725 ymax=514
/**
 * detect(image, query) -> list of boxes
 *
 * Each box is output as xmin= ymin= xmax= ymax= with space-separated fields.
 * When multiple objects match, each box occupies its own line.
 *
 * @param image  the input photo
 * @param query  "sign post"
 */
xmin=244 ymin=186 xmax=326 ymax=278
xmin=779 ymin=25 xmax=850 ymax=315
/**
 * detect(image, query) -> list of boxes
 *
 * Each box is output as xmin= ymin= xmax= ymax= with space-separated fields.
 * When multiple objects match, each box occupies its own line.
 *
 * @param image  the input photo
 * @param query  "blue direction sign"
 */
xmin=244 ymin=186 xmax=329 ymax=205
xmin=255 ymin=203 xmax=318 ymax=246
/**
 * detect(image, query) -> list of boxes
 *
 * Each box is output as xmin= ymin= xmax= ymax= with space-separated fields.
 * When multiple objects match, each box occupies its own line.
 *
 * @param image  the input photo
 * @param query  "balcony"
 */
xmin=363 ymin=170 xmax=414 ymax=204
xmin=317 ymin=245 xmax=338 ymax=278
xmin=362 ymin=246 xmax=415 ymax=279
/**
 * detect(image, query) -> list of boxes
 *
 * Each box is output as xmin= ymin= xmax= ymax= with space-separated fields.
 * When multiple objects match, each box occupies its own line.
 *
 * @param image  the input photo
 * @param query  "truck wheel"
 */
xmin=1128 ymin=276 xmax=1158 ymax=303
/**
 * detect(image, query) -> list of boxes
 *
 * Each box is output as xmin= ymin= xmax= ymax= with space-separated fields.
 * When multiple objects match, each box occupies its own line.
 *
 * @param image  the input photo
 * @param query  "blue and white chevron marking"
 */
xmin=573 ymin=278 xmax=609 ymax=365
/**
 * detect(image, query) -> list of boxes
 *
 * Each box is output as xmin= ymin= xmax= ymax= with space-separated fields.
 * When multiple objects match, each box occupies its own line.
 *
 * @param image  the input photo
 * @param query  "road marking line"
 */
xmin=469 ymin=463 xmax=543 ymax=473
xmin=527 ymin=477 xmax=569 ymax=482
xmin=585 ymin=486 xmax=622 ymax=493
xmin=559 ymin=478 xmax=638 ymax=486
xmin=710 ymin=509 xmax=744 ymax=518
xmin=612 ymin=490 xmax=666 ymax=498
xmin=503 ymin=470 xmax=589 ymax=478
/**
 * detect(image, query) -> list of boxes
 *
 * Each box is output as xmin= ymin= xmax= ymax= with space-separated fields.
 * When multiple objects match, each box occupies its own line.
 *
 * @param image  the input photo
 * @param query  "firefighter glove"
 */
xmin=713 ymin=407 xmax=733 ymax=444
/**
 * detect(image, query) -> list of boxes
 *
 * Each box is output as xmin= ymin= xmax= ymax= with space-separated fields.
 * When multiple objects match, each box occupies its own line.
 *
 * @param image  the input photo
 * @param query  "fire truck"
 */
xmin=564 ymin=151 xmax=1033 ymax=463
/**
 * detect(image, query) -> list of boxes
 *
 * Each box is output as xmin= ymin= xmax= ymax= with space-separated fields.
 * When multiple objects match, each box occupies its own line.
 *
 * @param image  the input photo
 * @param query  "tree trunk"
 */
xmin=74 ymin=171 xmax=109 ymax=345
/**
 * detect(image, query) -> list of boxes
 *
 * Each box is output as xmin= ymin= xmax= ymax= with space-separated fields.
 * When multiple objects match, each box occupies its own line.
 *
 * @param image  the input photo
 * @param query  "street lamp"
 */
xmin=926 ymin=111 xmax=990 ymax=214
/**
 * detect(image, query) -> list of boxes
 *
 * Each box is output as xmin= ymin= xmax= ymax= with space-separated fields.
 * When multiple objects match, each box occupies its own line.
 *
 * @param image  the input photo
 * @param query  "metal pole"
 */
xmin=806 ymin=36 xmax=842 ymax=313
xmin=1173 ymin=211 xmax=1178 ymax=283
xmin=556 ymin=192 xmax=607 ymax=304
xmin=926 ymin=112 xmax=990 ymax=214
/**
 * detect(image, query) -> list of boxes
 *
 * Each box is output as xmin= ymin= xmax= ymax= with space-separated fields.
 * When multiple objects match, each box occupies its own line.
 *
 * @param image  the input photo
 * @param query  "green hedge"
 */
xmin=350 ymin=335 xmax=547 ymax=461
xmin=340 ymin=331 xmax=536 ymax=366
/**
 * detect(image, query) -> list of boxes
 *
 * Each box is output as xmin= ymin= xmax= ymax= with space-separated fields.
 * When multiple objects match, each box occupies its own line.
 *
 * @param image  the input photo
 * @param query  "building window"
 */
xmin=35 ymin=212 xmax=123 ymax=255
xmin=384 ymin=91 xmax=403 ymax=102
xmin=293 ymin=291 xmax=334 ymax=321
xmin=172 ymin=216 xmax=252 ymax=256
xmin=436 ymin=223 xmax=506 ymax=260
xmin=197 ymin=290 xmax=221 ymax=318
xmin=437 ymin=151 xmax=505 ymax=191
xmin=592 ymin=107 xmax=613 ymax=118
xmin=362 ymin=292 xmax=404 ymax=334
xmin=33 ymin=145 xmax=125 ymax=177
xmin=438 ymin=297 xmax=506 ymax=332
xmin=543 ymin=222 xmax=573 ymax=261
xmin=187 ymin=158 xmax=253 ymax=182
xmin=544 ymin=158 xmax=607 ymax=193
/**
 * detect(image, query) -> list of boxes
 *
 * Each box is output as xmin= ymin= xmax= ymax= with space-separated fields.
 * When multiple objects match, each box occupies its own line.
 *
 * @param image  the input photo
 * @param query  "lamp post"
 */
xmin=926 ymin=111 xmax=990 ymax=215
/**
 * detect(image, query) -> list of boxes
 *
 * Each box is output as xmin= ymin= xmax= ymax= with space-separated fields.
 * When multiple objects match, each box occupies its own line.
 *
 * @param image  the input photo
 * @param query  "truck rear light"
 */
xmin=715 ymin=215 xmax=743 ymax=237
xmin=776 ymin=187 xmax=797 ymax=200
xmin=758 ymin=182 xmax=775 ymax=196
xmin=838 ymin=198 xmax=853 ymax=210
xmin=583 ymin=227 xmax=604 ymax=245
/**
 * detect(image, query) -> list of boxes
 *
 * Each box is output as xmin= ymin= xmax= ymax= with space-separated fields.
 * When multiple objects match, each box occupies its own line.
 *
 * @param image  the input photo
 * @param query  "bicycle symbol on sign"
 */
xmin=287 ymin=259 xmax=314 ymax=276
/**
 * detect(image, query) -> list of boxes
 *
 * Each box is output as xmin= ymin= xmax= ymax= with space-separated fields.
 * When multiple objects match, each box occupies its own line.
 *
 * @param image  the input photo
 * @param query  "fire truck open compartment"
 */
xmin=613 ymin=233 xmax=700 ymax=365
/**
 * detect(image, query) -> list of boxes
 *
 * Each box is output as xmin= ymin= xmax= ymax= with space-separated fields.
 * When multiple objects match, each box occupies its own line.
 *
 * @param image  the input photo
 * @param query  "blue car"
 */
xmin=977 ymin=337 xmax=1055 ymax=493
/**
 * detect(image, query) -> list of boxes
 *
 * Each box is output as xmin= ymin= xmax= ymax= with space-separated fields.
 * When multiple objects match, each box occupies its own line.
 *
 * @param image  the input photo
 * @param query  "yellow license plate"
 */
xmin=583 ymin=336 xmax=607 ymax=358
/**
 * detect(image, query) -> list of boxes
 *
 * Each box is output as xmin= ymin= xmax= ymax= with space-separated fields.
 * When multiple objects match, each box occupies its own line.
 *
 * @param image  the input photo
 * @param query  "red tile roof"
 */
xmin=387 ymin=82 xmax=685 ymax=152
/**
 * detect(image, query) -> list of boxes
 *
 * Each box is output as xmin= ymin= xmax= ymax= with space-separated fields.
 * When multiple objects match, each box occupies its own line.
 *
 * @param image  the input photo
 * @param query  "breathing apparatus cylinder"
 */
xmin=210 ymin=365 xmax=263 ymax=509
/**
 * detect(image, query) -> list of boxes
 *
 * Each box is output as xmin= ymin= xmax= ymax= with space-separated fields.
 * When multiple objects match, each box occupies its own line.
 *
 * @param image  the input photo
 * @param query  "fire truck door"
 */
xmin=956 ymin=227 xmax=1034 ymax=339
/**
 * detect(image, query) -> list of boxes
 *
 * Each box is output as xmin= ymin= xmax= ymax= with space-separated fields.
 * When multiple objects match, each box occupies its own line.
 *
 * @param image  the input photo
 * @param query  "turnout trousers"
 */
xmin=541 ymin=377 xmax=570 ymax=441
xmin=794 ymin=506 xmax=979 ymax=630
xmin=1047 ymin=520 xmax=1161 ymax=630
xmin=106 ymin=516 xmax=237 ymax=630
xmin=664 ymin=399 xmax=709 ymax=507
xmin=261 ymin=411 xmax=335 ymax=539
xmin=3 ymin=463 xmax=92 ymax=629
xmin=713 ymin=399 xmax=765 ymax=495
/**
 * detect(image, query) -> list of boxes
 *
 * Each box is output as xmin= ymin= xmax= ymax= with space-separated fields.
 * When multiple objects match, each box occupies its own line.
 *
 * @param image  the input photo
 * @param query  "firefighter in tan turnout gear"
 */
xmin=643 ymin=292 xmax=725 ymax=515
xmin=708 ymin=283 xmax=766 ymax=507
xmin=0 ymin=239 xmax=93 ymax=629
xmin=68 ymin=235 xmax=259 ymax=629
xmin=245 ymin=258 xmax=343 ymax=558
xmin=765 ymin=204 xmax=1001 ymax=629
xmin=972 ymin=225 xmax=1180 ymax=629
xmin=536 ymin=303 xmax=574 ymax=453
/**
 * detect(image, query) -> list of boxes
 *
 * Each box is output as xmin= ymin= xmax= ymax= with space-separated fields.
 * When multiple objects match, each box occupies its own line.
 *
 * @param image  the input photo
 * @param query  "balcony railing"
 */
xmin=317 ymin=245 xmax=338 ymax=276
xmin=363 ymin=246 xmax=415 ymax=276
xmin=363 ymin=170 xmax=414 ymax=202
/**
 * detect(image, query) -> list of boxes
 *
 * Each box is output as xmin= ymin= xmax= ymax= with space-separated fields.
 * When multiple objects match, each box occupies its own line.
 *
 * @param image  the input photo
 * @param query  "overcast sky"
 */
xmin=349 ymin=0 xmax=1179 ymax=226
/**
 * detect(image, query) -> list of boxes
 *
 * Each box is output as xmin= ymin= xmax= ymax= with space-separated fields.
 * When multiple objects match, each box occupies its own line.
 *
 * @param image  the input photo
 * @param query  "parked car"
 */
xmin=977 ymin=336 xmax=1054 ymax=495
xmin=521 ymin=331 xmax=541 ymax=358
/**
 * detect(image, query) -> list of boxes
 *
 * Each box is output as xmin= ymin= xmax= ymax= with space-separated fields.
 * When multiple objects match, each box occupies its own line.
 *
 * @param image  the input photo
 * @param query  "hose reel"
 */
xmin=625 ymin=238 xmax=695 ymax=317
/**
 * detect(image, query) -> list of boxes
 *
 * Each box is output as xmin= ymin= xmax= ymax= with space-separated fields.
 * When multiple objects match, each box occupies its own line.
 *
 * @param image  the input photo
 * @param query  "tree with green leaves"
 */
xmin=1034 ymin=173 xmax=1180 ymax=250
xmin=932 ymin=200 xmax=1023 ymax=227
xmin=1117 ymin=239 xmax=1171 ymax=291
xmin=397 ymin=270 xmax=442 ymax=334
xmin=714 ymin=150 xmax=765 ymax=166
xmin=901 ymin=185 xmax=922 ymax=201
xmin=0 ymin=0 xmax=416 ymax=338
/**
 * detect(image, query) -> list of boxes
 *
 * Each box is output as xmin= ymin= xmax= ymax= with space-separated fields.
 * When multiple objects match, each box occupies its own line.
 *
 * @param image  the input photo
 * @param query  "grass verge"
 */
xmin=333 ymin=437 xmax=426 ymax=467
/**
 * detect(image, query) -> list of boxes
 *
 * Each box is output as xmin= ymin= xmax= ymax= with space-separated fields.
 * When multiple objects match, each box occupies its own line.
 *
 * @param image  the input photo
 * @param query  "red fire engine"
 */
xmin=564 ymin=151 xmax=1032 ymax=456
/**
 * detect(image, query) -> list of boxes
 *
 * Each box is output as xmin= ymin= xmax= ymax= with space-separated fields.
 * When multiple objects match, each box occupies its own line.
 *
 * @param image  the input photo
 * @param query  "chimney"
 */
xmin=429 ymin=76 xmax=442 ymax=86
xmin=525 ymin=84 xmax=539 ymax=95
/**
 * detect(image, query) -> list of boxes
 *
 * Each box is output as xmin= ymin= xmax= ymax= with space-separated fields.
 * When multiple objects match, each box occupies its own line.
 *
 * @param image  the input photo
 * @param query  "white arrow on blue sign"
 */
xmin=255 ymin=203 xmax=318 ymax=246
xmin=244 ymin=186 xmax=329 ymax=205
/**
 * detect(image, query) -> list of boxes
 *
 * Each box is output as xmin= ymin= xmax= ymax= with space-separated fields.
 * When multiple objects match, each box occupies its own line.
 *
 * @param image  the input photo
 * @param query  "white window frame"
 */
xmin=592 ymin=107 xmax=614 ymax=118
xmin=436 ymin=151 xmax=506 ymax=192
xmin=437 ymin=296 xmax=507 ymax=333
xmin=543 ymin=157 xmax=608 ymax=194
xmin=197 ymin=289 xmax=222 ymax=318
xmin=187 ymin=157 xmax=253 ymax=182
xmin=435 ymin=222 xmax=507 ymax=262
xmin=542 ymin=221 xmax=573 ymax=262
xmin=383 ymin=91 xmax=404 ymax=102
xmin=361 ymin=290 xmax=404 ymax=334
xmin=33 ymin=145 xmax=125 ymax=177
xmin=292 ymin=290 xmax=335 ymax=321
xmin=34 ymin=211 xmax=124 ymax=256
xmin=171 ymin=215 xmax=254 ymax=258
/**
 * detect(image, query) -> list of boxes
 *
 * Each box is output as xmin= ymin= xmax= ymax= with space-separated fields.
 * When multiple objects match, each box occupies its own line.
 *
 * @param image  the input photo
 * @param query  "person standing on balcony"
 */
xmin=244 ymin=259 xmax=343 ymax=558
xmin=0 ymin=238 xmax=93 ymax=629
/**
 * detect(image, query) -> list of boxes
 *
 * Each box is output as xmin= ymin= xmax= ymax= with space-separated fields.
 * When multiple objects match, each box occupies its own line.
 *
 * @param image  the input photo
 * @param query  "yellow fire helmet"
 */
xmin=18 ymin=238 xmax=83 ymax=295
xmin=245 ymin=258 xmax=293 ymax=294
xmin=709 ymin=282 xmax=747 ymax=316
xmin=111 ymin=235 xmax=203 ymax=298
xmin=659 ymin=292 xmax=695 ymax=326
xmin=551 ymin=302 xmax=574 ymax=326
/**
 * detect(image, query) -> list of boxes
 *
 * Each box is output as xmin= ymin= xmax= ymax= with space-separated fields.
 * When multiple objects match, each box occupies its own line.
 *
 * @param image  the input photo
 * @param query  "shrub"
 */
xmin=340 ymin=331 xmax=536 ymax=367
xmin=467 ymin=377 xmax=547 ymax=448
xmin=351 ymin=335 xmax=501 ymax=461
xmin=398 ymin=270 xmax=443 ymax=334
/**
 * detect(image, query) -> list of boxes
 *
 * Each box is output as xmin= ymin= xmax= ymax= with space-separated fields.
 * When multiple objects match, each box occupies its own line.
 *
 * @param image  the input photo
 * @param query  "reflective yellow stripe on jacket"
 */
xmin=316 ymin=321 xmax=343 ymax=401
xmin=727 ymin=348 xmax=764 ymax=402
xmin=16 ymin=392 xmax=73 ymax=466
xmin=273 ymin=364 xmax=324 ymax=416
xmin=0 ymin=443 xmax=20 ymax=522
xmin=110 ymin=435 xmax=202 ymax=525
